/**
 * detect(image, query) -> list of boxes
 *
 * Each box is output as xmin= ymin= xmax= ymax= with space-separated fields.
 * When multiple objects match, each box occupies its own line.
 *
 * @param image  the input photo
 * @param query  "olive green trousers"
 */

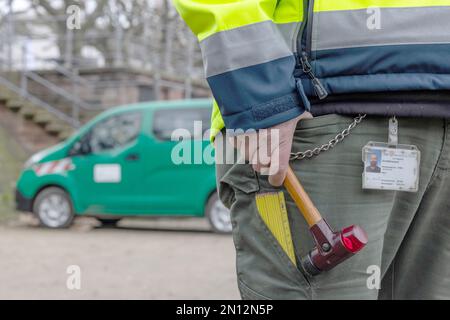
xmin=216 ymin=114 xmax=450 ymax=300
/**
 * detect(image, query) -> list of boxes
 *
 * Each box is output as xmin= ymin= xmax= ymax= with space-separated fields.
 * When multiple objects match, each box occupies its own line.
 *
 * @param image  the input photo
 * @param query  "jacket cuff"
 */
xmin=221 ymin=92 xmax=306 ymax=132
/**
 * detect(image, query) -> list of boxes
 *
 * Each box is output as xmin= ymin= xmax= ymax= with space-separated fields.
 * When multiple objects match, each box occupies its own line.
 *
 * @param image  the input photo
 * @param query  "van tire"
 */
xmin=206 ymin=192 xmax=232 ymax=234
xmin=33 ymin=187 xmax=74 ymax=228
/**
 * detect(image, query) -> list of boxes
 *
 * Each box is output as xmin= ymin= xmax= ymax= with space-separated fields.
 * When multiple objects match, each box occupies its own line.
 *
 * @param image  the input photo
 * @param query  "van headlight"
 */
xmin=24 ymin=153 xmax=44 ymax=169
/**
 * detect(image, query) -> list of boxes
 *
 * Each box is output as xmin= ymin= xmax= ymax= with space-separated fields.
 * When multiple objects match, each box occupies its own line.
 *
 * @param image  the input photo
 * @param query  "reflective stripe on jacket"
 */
xmin=173 ymin=0 xmax=450 ymax=139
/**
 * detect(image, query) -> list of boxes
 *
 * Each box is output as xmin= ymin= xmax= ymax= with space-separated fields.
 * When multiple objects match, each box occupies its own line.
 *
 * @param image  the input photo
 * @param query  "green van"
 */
xmin=15 ymin=99 xmax=231 ymax=233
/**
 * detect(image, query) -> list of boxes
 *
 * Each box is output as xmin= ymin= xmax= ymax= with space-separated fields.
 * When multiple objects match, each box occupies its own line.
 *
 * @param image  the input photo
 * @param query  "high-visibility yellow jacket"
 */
xmin=173 ymin=1 xmax=450 ymax=139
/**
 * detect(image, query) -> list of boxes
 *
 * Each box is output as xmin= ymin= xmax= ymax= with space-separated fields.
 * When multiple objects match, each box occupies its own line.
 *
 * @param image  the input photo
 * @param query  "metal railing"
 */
xmin=0 ymin=73 xmax=79 ymax=127
xmin=1 ymin=51 xmax=101 ymax=126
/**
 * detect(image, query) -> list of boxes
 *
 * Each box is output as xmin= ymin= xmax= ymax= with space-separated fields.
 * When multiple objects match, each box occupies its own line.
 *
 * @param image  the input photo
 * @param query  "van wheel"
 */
xmin=97 ymin=218 xmax=121 ymax=228
xmin=206 ymin=193 xmax=232 ymax=234
xmin=33 ymin=187 xmax=74 ymax=228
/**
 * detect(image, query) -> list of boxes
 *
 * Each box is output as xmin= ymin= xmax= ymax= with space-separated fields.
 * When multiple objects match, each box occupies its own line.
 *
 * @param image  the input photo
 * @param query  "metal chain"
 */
xmin=290 ymin=114 xmax=367 ymax=161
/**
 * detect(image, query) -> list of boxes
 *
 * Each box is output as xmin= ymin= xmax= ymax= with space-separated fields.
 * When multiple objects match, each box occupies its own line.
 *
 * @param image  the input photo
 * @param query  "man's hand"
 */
xmin=231 ymin=112 xmax=312 ymax=186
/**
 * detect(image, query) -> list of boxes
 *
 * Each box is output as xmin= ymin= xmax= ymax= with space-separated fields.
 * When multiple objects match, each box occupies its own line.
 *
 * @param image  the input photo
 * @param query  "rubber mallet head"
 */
xmin=301 ymin=219 xmax=368 ymax=276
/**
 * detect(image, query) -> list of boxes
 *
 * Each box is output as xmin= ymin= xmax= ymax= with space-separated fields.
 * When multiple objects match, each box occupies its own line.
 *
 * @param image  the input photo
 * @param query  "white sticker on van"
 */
xmin=93 ymin=164 xmax=121 ymax=183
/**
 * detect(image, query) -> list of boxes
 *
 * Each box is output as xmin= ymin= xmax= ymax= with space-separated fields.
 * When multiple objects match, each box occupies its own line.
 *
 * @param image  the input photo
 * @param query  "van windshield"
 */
xmin=89 ymin=112 xmax=142 ymax=153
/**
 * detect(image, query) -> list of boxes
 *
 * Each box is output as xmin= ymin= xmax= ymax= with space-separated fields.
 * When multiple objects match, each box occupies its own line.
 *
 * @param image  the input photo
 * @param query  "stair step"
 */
xmin=0 ymin=90 xmax=12 ymax=102
xmin=6 ymin=99 xmax=24 ymax=112
xmin=58 ymin=128 xmax=75 ymax=140
xmin=3 ymin=89 xmax=21 ymax=99
xmin=19 ymin=105 xmax=37 ymax=119
xmin=45 ymin=121 xmax=67 ymax=135
xmin=81 ymin=110 xmax=101 ymax=122
xmin=33 ymin=111 xmax=55 ymax=125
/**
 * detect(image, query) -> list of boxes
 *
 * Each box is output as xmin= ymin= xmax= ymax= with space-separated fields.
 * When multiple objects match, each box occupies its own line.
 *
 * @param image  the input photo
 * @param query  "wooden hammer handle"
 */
xmin=283 ymin=166 xmax=322 ymax=227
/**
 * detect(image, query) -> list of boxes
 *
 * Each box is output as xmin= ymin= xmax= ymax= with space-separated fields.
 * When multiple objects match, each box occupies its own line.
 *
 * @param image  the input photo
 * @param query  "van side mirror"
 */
xmin=80 ymin=139 xmax=92 ymax=155
xmin=69 ymin=136 xmax=92 ymax=156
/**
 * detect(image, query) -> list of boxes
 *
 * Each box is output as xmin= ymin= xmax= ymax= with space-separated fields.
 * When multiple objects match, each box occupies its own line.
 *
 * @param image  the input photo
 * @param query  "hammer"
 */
xmin=283 ymin=166 xmax=368 ymax=276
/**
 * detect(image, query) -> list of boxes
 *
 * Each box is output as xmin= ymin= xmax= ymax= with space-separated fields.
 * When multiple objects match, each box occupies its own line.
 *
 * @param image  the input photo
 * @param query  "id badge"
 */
xmin=362 ymin=142 xmax=421 ymax=192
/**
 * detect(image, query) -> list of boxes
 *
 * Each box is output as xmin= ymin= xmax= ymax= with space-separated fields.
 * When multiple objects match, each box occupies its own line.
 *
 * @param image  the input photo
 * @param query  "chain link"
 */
xmin=290 ymin=114 xmax=367 ymax=161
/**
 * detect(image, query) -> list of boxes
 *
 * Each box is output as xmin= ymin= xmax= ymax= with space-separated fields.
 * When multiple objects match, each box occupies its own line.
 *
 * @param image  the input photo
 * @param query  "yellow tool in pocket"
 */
xmin=255 ymin=191 xmax=296 ymax=266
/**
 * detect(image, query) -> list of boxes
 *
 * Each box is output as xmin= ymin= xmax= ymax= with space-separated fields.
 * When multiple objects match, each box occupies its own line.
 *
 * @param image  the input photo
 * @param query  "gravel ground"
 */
xmin=0 ymin=216 xmax=239 ymax=300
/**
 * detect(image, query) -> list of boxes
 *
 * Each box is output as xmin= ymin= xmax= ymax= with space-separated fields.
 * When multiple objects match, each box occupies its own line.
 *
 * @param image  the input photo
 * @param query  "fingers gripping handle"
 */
xmin=283 ymin=166 xmax=322 ymax=227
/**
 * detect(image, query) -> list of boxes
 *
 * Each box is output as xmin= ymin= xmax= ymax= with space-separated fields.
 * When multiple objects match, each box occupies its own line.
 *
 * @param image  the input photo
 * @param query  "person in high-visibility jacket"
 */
xmin=174 ymin=0 xmax=450 ymax=299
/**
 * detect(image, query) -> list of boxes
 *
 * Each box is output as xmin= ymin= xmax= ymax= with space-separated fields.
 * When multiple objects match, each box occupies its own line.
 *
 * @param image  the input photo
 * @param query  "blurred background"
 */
xmin=0 ymin=0 xmax=238 ymax=299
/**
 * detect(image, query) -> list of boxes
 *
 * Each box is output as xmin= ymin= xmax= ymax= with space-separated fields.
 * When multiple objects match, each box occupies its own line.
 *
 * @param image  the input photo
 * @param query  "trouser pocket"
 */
xmin=217 ymin=159 xmax=312 ymax=300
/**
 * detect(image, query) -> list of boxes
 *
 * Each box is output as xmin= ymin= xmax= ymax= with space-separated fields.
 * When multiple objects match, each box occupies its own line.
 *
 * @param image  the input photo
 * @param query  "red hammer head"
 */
xmin=301 ymin=219 xmax=368 ymax=276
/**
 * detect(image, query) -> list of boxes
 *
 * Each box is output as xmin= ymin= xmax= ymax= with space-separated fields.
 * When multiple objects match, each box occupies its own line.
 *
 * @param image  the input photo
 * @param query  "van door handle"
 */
xmin=125 ymin=153 xmax=140 ymax=161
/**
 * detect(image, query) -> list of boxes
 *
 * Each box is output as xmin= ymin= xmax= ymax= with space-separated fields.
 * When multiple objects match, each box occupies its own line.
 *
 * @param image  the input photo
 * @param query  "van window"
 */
xmin=153 ymin=108 xmax=211 ymax=140
xmin=89 ymin=112 xmax=142 ymax=153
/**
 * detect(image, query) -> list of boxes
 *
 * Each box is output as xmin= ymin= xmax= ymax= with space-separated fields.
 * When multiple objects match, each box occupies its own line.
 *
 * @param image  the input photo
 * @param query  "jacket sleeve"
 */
xmin=173 ymin=0 xmax=309 ymax=131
